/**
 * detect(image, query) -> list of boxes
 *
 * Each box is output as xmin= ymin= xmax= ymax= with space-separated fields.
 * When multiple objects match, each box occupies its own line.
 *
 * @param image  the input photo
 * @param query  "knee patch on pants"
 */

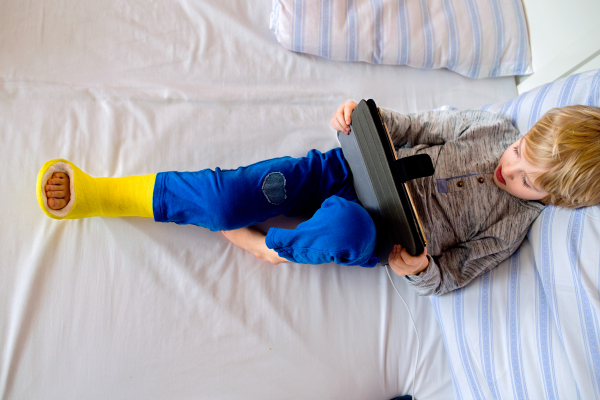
xmin=262 ymin=172 xmax=287 ymax=205
xmin=37 ymin=159 xmax=156 ymax=220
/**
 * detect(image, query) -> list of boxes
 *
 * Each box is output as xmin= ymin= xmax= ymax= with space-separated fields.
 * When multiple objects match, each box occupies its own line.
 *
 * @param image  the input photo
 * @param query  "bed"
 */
xmin=0 ymin=0 xmax=598 ymax=399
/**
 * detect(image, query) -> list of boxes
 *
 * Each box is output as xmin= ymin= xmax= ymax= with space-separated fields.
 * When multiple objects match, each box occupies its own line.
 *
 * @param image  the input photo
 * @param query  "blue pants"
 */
xmin=152 ymin=148 xmax=378 ymax=267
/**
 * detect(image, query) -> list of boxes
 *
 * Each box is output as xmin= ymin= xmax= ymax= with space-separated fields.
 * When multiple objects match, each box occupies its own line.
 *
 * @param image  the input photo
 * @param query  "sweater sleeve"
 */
xmin=402 ymin=233 xmax=526 ymax=296
xmin=378 ymin=108 xmax=496 ymax=148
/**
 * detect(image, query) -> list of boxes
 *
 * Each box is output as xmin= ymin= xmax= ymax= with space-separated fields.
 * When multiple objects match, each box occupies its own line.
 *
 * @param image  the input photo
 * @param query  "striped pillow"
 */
xmin=270 ymin=0 xmax=532 ymax=78
xmin=432 ymin=69 xmax=600 ymax=399
xmin=432 ymin=206 xmax=600 ymax=399
xmin=482 ymin=68 xmax=600 ymax=133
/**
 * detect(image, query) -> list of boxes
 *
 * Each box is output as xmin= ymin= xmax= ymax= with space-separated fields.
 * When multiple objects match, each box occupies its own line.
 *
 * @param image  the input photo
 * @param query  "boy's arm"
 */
xmin=333 ymin=102 xmax=508 ymax=149
xmin=402 ymin=234 xmax=525 ymax=296
xmin=379 ymin=108 xmax=480 ymax=148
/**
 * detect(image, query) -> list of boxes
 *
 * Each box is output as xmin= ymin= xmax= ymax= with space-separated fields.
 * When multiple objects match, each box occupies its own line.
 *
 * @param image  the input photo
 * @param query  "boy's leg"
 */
xmin=221 ymin=227 xmax=288 ymax=264
xmin=36 ymin=148 xmax=354 ymax=224
xmin=265 ymin=196 xmax=379 ymax=267
xmin=37 ymin=159 xmax=155 ymax=220
xmin=153 ymin=148 xmax=357 ymax=231
xmin=37 ymin=151 xmax=378 ymax=266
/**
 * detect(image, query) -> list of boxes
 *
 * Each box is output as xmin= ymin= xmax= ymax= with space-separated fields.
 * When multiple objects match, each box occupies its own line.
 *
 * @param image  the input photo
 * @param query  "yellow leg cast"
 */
xmin=37 ymin=159 xmax=156 ymax=220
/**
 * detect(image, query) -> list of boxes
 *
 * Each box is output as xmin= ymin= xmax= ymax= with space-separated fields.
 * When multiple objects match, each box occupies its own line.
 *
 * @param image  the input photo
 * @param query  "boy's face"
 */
xmin=493 ymin=137 xmax=549 ymax=201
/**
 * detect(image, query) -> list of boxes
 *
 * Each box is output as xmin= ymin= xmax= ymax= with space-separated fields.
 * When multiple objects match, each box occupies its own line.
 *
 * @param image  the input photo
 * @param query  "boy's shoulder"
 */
xmin=493 ymin=195 xmax=546 ymax=239
xmin=509 ymin=195 xmax=547 ymax=214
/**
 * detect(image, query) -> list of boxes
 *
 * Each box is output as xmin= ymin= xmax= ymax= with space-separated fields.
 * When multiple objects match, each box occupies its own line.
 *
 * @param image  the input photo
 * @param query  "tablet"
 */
xmin=337 ymin=99 xmax=434 ymax=264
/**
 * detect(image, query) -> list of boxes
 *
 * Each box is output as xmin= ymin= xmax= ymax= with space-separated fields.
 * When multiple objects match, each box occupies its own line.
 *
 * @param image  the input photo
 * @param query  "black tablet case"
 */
xmin=337 ymin=99 xmax=434 ymax=265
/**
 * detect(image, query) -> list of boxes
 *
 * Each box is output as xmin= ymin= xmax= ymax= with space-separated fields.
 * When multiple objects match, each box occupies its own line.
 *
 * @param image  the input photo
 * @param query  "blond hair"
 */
xmin=522 ymin=105 xmax=600 ymax=208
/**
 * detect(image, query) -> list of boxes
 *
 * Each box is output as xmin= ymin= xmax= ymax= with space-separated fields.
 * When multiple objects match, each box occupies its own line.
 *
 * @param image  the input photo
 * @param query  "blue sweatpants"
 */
xmin=152 ymin=148 xmax=379 ymax=267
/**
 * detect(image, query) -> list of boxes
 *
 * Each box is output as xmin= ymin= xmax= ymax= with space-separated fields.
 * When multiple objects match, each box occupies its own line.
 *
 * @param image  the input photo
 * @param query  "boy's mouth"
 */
xmin=496 ymin=166 xmax=506 ymax=185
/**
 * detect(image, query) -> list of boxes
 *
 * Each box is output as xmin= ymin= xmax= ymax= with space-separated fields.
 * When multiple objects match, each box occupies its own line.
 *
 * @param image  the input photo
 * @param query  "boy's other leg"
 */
xmin=153 ymin=148 xmax=357 ymax=231
xmin=221 ymin=227 xmax=287 ymax=265
xmin=264 ymin=196 xmax=378 ymax=267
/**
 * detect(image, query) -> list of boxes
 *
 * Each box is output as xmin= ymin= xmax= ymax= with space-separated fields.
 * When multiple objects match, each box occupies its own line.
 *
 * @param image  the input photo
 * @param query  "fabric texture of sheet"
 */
xmin=433 ymin=68 xmax=600 ymax=399
xmin=0 ymin=0 xmax=518 ymax=399
xmin=271 ymin=0 xmax=533 ymax=78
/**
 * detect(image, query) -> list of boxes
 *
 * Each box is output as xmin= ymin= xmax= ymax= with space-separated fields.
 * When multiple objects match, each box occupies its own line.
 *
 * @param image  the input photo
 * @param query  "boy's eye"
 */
xmin=513 ymin=146 xmax=520 ymax=157
xmin=522 ymin=176 xmax=530 ymax=188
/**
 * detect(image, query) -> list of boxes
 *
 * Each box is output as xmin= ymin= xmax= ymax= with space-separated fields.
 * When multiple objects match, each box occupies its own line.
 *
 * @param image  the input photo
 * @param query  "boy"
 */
xmin=39 ymin=102 xmax=600 ymax=295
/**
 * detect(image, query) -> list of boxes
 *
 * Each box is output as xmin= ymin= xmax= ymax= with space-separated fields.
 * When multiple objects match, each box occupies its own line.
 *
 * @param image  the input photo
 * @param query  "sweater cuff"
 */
xmin=403 ymin=255 xmax=441 ymax=295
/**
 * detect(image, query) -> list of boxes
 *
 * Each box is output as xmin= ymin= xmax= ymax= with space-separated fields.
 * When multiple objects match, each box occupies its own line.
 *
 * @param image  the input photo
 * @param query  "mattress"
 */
xmin=0 ymin=0 xmax=517 ymax=398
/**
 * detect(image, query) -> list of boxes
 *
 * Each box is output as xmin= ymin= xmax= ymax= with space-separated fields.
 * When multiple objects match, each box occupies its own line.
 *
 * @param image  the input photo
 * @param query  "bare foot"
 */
xmin=221 ymin=227 xmax=287 ymax=265
xmin=45 ymin=172 xmax=71 ymax=210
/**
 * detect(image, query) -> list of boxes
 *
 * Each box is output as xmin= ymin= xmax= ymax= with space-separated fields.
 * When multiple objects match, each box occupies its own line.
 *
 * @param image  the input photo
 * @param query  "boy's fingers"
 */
xmin=332 ymin=121 xmax=344 ymax=133
xmin=400 ymin=248 xmax=422 ymax=265
xmin=391 ymin=245 xmax=405 ymax=264
xmin=335 ymin=114 xmax=349 ymax=132
xmin=389 ymin=245 xmax=411 ymax=276
xmin=344 ymin=104 xmax=354 ymax=124
xmin=330 ymin=118 xmax=339 ymax=131
xmin=331 ymin=115 xmax=343 ymax=131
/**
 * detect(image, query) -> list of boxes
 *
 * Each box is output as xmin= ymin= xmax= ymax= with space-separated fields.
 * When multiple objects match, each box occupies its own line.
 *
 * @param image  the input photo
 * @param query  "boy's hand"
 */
xmin=388 ymin=245 xmax=429 ymax=277
xmin=330 ymin=101 xmax=358 ymax=134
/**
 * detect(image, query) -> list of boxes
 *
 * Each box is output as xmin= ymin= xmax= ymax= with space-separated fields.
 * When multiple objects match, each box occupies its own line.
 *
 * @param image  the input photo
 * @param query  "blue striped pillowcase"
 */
xmin=433 ymin=69 xmax=600 ymax=399
xmin=481 ymin=69 xmax=600 ymax=133
xmin=270 ymin=0 xmax=532 ymax=78
xmin=432 ymin=205 xmax=600 ymax=399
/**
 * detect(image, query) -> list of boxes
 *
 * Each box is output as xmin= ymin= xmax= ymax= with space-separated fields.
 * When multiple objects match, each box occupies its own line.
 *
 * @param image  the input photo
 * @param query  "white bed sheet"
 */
xmin=0 ymin=0 xmax=517 ymax=399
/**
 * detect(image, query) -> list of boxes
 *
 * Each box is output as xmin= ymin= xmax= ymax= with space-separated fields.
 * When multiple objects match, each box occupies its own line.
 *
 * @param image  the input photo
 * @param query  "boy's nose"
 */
xmin=503 ymin=163 xmax=517 ymax=180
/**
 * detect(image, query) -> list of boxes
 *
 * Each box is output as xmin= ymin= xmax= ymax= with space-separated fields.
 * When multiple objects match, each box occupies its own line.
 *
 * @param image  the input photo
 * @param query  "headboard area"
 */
xmin=517 ymin=0 xmax=600 ymax=93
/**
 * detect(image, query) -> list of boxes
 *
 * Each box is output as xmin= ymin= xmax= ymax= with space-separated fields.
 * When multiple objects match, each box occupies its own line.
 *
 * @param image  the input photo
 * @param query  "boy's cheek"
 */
xmin=495 ymin=180 xmax=513 ymax=197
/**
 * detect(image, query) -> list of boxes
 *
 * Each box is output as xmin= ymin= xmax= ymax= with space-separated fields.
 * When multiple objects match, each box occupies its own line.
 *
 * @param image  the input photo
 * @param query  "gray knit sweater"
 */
xmin=379 ymin=108 xmax=546 ymax=296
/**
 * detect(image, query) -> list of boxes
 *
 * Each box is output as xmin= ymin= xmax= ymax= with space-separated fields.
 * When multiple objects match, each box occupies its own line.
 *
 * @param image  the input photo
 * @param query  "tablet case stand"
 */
xmin=337 ymin=99 xmax=434 ymax=265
